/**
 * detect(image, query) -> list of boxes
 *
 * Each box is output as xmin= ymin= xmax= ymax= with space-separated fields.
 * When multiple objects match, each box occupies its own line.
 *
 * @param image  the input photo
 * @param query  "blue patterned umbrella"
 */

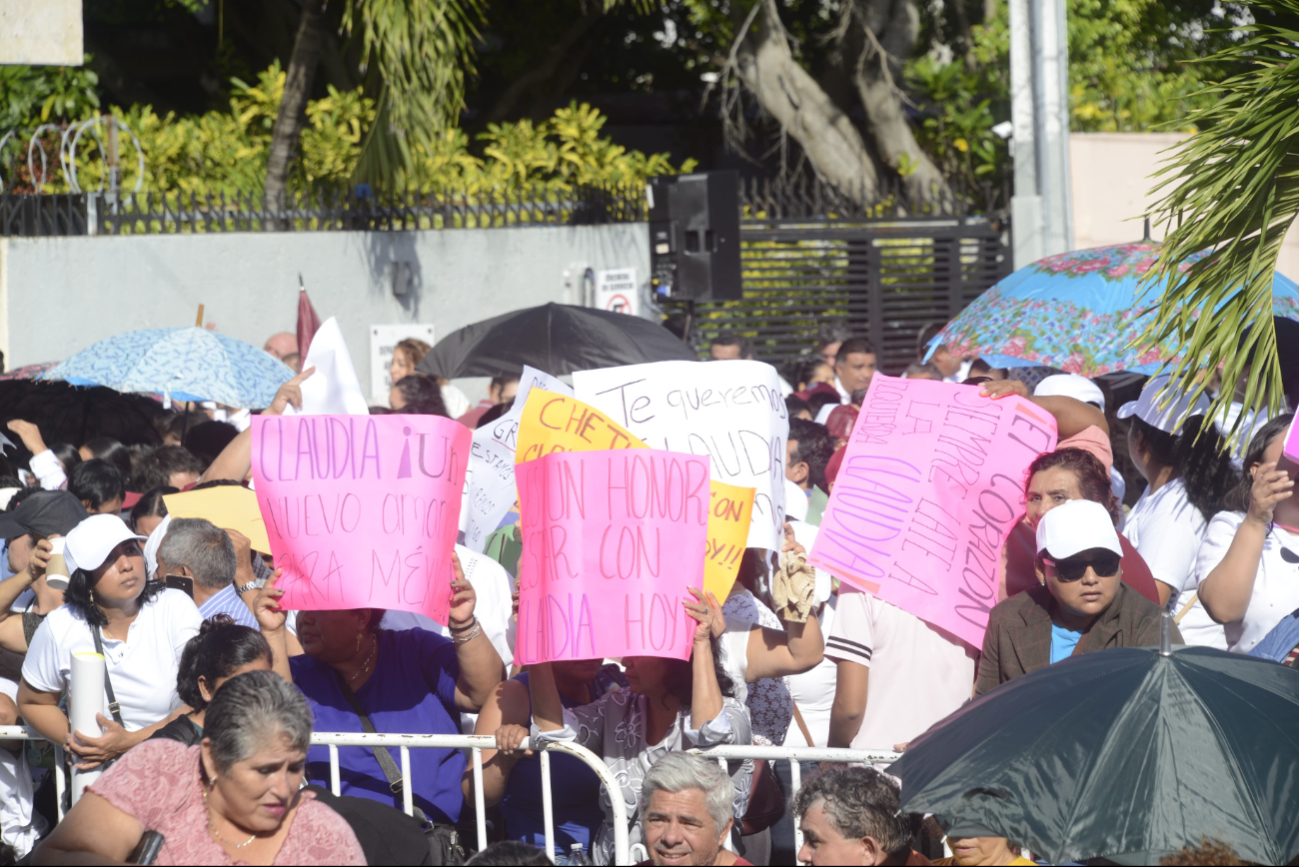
xmin=43 ymin=327 xmax=295 ymax=408
xmin=930 ymin=243 xmax=1299 ymax=377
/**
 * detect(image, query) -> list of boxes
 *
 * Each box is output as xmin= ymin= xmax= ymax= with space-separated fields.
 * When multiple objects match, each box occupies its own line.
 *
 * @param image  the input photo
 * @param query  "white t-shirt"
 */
xmin=1125 ymin=478 xmax=1224 ymax=648
xmin=1194 ymin=513 xmax=1299 ymax=653
xmin=720 ymin=586 xmax=793 ymax=745
xmin=0 ymin=676 xmax=44 ymax=858
xmin=824 ymin=589 xmax=976 ymax=751
xmin=22 ymin=589 xmax=202 ymax=731
xmin=784 ymin=598 xmax=836 ymax=749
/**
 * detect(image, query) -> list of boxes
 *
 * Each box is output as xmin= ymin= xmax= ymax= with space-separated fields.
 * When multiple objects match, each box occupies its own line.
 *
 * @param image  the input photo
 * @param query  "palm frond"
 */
xmin=1141 ymin=0 xmax=1299 ymax=449
xmin=345 ymin=0 xmax=486 ymax=187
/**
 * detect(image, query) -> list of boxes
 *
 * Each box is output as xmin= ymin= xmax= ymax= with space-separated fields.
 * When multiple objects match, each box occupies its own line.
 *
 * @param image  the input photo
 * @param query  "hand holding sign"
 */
xmin=251 ymin=413 xmax=469 ymax=624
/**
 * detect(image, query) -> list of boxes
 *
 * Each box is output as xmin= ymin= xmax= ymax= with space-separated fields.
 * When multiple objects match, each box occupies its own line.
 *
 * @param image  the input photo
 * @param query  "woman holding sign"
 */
xmin=523 ymin=589 xmax=753 ymax=865
xmin=254 ymin=552 xmax=504 ymax=828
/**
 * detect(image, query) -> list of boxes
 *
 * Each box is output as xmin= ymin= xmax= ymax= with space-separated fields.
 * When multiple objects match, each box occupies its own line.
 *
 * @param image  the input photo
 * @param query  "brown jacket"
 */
xmin=974 ymin=582 xmax=1179 ymax=696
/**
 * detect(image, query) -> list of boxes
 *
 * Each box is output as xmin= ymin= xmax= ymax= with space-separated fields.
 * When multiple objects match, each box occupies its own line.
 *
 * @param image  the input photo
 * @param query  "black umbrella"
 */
xmin=415 ymin=303 xmax=697 ymax=379
xmin=0 ymin=380 xmax=163 ymax=459
xmin=890 ymin=643 xmax=1299 ymax=865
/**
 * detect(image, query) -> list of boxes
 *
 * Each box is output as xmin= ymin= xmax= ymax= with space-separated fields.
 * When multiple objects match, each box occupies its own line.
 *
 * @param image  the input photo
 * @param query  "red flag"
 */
xmin=296 ymin=287 xmax=322 ymax=362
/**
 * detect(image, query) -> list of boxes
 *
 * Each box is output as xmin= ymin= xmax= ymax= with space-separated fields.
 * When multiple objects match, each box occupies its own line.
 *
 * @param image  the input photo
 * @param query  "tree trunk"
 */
xmin=849 ymin=0 xmax=951 ymax=205
xmin=735 ymin=0 xmax=879 ymax=203
xmin=265 ymin=0 xmax=326 ymax=209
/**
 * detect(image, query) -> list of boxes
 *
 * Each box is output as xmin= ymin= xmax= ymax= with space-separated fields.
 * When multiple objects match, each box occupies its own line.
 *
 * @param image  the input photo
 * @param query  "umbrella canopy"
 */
xmin=0 ymin=362 xmax=58 ymax=381
xmin=930 ymin=242 xmax=1299 ymax=377
xmin=890 ymin=645 xmax=1299 ymax=865
xmin=416 ymin=303 xmax=697 ymax=378
xmin=0 ymin=380 xmax=163 ymax=451
xmin=43 ymin=327 xmax=295 ymax=408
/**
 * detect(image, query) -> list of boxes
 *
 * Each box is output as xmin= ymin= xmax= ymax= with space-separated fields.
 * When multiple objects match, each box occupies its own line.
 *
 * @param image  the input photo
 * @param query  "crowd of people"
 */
xmin=0 ymin=317 xmax=1292 ymax=867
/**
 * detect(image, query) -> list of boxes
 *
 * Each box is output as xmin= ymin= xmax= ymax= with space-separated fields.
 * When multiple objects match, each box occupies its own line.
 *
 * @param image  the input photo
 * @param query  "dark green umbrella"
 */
xmin=890 ymin=644 xmax=1299 ymax=865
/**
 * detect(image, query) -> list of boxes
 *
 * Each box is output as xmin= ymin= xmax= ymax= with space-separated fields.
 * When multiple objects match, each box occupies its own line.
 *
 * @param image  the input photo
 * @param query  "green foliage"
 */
xmin=29 ymin=63 xmax=692 ymax=196
xmin=905 ymin=54 xmax=1008 ymax=197
xmin=1142 ymin=0 xmax=1299 ymax=446
xmin=0 ymin=60 xmax=100 ymax=131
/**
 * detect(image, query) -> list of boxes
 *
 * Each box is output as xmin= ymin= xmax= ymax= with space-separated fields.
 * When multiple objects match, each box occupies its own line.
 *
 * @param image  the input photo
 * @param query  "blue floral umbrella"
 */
xmin=930 ymin=243 xmax=1299 ymax=377
xmin=43 ymin=327 xmax=295 ymax=408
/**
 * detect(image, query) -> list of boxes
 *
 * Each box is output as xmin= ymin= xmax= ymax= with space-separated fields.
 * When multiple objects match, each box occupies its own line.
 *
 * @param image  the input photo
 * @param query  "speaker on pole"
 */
xmin=647 ymin=171 xmax=741 ymax=301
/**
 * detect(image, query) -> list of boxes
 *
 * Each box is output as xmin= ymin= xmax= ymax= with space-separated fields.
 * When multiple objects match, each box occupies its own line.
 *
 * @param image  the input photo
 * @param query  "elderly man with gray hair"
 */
xmin=156 ymin=517 xmax=258 ymax=628
xmin=794 ymin=766 xmax=929 ymax=866
xmin=638 ymin=752 xmax=752 ymax=867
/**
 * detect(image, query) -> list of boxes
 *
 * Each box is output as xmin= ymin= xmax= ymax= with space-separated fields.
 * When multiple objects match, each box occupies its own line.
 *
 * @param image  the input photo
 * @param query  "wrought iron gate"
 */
xmin=667 ymin=213 xmax=1011 ymax=377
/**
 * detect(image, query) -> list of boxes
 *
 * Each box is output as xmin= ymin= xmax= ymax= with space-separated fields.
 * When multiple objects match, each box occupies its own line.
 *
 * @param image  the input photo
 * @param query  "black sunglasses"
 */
xmin=1042 ymin=552 xmax=1121 ymax=582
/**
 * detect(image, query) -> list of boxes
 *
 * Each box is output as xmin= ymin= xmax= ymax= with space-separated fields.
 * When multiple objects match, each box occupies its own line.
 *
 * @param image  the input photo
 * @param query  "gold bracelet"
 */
xmin=452 ymin=623 xmax=482 ymax=644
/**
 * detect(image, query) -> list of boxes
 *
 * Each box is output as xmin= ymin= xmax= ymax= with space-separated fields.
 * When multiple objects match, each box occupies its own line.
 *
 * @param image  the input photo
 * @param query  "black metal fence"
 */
xmin=0 ymin=185 xmax=647 ymax=236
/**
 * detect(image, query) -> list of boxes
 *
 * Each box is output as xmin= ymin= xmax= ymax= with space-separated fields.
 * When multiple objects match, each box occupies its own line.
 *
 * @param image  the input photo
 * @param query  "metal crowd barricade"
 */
xmin=689 ymin=744 xmax=903 ymax=865
xmin=0 ymin=726 xmax=630 ymax=865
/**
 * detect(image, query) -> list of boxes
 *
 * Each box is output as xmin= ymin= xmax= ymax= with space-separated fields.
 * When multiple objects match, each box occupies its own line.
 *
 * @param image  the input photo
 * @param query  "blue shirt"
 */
xmin=197 ymin=584 xmax=258 ymax=629
xmin=1049 ymin=622 xmax=1084 ymax=664
xmin=292 ymin=628 xmax=465 ymax=823
xmin=501 ymin=670 xmax=623 ymax=854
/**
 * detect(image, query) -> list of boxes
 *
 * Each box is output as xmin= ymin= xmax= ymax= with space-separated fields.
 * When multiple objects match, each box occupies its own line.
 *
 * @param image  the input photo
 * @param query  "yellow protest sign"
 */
xmin=163 ymin=485 xmax=272 ymax=554
xmin=515 ymin=389 xmax=645 ymax=462
xmin=704 ymin=481 xmax=755 ymax=601
xmin=516 ymin=389 xmax=751 ymax=600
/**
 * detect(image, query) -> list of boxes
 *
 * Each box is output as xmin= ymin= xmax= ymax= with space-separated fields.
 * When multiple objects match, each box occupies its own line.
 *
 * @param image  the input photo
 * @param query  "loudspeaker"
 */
xmin=648 ymin=171 xmax=741 ymax=301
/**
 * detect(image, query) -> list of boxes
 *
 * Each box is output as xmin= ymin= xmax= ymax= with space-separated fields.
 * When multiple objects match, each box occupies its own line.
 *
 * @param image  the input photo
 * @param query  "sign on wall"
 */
xmin=595 ymin=268 xmax=639 ymax=316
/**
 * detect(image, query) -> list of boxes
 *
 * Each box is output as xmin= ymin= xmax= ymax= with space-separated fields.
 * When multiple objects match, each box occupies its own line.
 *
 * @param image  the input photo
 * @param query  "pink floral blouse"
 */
xmin=88 ymin=739 xmax=365 ymax=866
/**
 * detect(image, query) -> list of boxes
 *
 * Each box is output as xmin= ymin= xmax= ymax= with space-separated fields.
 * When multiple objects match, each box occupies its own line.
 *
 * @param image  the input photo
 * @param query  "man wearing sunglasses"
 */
xmin=975 ymin=499 xmax=1176 ymax=696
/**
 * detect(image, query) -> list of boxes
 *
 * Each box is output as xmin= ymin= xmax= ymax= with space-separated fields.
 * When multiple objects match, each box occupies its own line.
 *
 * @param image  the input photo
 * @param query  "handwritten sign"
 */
xmin=164 ymin=486 xmax=270 ymax=554
xmin=252 ymin=414 xmax=470 ymax=623
xmin=514 ymin=450 xmax=708 ymax=664
xmin=1283 ymin=418 xmax=1299 ymax=463
xmin=460 ymin=367 xmax=571 ymax=553
xmin=516 ymin=389 xmax=754 ymax=600
xmin=808 ymin=375 xmax=1057 ymax=648
xmin=574 ymin=360 xmax=788 ymax=549
xmin=516 ymin=389 xmax=641 ymax=463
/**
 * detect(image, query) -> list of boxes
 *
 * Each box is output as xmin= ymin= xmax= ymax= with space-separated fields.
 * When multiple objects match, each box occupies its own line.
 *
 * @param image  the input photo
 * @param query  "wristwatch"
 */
xmin=236 ymin=579 xmax=262 ymax=595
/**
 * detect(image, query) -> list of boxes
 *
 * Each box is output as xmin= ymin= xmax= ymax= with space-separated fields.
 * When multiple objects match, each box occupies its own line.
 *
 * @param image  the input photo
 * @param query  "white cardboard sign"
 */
xmin=574 ymin=359 xmax=789 ymax=549
xmin=460 ymin=366 xmax=573 ymax=552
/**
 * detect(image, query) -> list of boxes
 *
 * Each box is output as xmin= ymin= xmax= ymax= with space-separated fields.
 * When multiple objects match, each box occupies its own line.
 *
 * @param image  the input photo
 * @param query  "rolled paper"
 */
xmin=69 ymin=651 xmax=107 ymax=803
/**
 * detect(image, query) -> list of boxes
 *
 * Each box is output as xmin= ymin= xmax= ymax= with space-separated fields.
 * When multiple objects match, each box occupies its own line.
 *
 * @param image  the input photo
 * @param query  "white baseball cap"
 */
xmin=65 ymin=514 xmax=147 ymax=575
xmin=1035 ymin=499 xmax=1122 ymax=560
xmin=1035 ymin=373 xmax=1106 ymax=412
xmin=1116 ymin=373 xmax=1210 ymax=434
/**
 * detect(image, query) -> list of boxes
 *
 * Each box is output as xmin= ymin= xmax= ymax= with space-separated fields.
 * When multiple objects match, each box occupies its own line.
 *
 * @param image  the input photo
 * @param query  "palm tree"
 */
xmin=1143 ymin=0 xmax=1298 ymax=442
xmin=265 ymin=0 xmax=485 ymax=207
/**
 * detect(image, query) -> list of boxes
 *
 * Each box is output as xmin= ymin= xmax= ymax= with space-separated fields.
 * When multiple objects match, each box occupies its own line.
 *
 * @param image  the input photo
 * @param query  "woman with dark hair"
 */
xmin=77 ymin=438 xmax=133 ymax=485
xmin=1003 ymin=448 xmax=1162 ymax=606
xmin=17 ymin=514 xmax=202 ymax=770
xmin=151 ymin=615 xmax=274 ymax=746
xmin=129 ymin=485 xmax=177 ymax=538
xmin=1195 ymin=414 xmax=1299 ymax=653
xmin=389 ymin=375 xmax=449 ymax=416
xmin=795 ymin=359 xmax=835 ymax=393
xmin=1119 ymin=375 xmax=1239 ymax=644
xmin=526 ymin=592 xmax=753 ymax=865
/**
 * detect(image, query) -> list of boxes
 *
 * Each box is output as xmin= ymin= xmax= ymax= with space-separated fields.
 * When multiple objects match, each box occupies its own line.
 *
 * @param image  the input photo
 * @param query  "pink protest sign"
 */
xmin=808 ymin=375 xmax=1058 ymax=649
xmin=514 ymin=449 xmax=709 ymax=665
xmin=1284 ymin=418 xmax=1299 ymax=462
xmin=251 ymin=414 xmax=470 ymax=624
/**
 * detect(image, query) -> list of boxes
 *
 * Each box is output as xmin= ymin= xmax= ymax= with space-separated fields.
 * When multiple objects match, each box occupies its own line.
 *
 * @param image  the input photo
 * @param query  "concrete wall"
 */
xmin=0 ymin=222 xmax=650 ymax=403
xmin=1070 ymin=132 xmax=1299 ymax=277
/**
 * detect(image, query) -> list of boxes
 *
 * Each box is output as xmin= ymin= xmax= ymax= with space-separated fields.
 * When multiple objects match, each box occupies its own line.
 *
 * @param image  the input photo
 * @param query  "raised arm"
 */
xmin=201 ymin=368 xmax=314 ymax=483
xmin=1199 ymin=463 xmax=1293 ymax=624
xmin=980 ymin=380 xmax=1108 ymax=439
xmin=252 ymin=572 xmax=295 ymax=683
xmin=684 ymin=590 xmax=724 ymax=725
xmin=448 ymin=553 xmax=505 ymax=712
xmin=0 ymin=537 xmax=51 ymax=653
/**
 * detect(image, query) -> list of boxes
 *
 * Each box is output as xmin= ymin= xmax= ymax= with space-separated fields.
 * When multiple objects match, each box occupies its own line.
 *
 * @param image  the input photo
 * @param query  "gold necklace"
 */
xmin=203 ymin=784 xmax=257 ymax=849
xmin=346 ymin=637 xmax=378 ymax=685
